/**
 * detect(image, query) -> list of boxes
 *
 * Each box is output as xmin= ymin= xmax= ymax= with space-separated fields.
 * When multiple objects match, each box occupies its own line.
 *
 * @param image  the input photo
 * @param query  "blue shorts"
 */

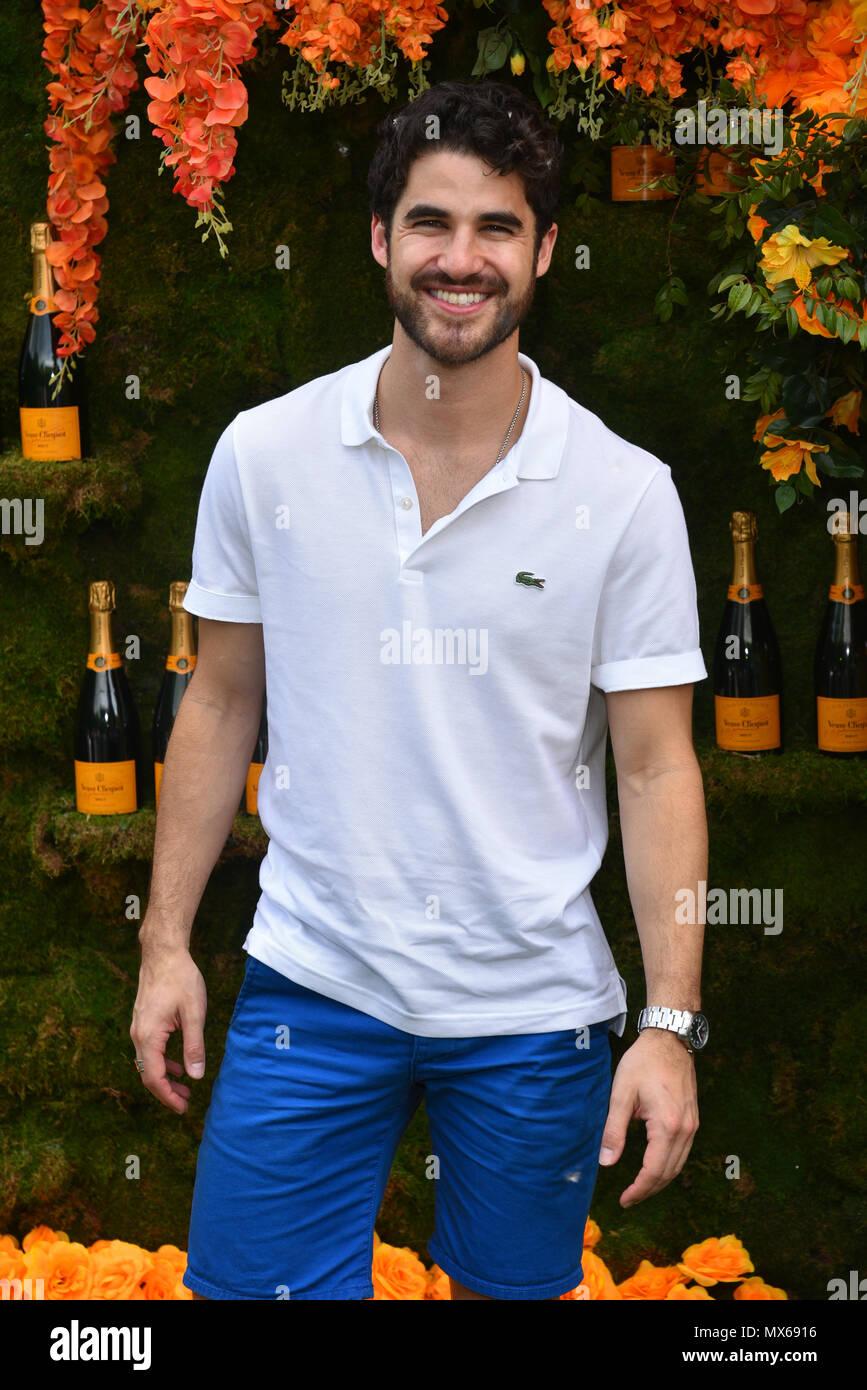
xmin=183 ymin=954 xmax=614 ymax=1301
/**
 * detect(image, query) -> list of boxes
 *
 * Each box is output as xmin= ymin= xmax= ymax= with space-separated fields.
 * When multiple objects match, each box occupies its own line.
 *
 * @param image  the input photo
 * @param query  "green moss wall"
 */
xmin=1 ymin=8 xmax=865 ymax=1298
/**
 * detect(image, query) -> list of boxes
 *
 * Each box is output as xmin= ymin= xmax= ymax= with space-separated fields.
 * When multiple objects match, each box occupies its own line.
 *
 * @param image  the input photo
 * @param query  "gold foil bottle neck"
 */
xmin=831 ymin=509 xmax=854 ymax=540
xmin=730 ymin=510 xmax=757 ymax=543
xmin=31 ymin=222 xmax=52 ymax=253
xmin=169 ymin=581 xmax=189 ymax=611
xmin=89 ymin=580 xmax=116 ymax=612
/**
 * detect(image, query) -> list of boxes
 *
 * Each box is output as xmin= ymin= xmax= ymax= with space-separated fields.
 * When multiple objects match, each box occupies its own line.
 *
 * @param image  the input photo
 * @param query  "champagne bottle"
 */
xmin=815 ymin=510 xmax=867 ymax=756
xmin=245 ymin=694 xmax=268 ymax=816
xmin=153 ymin=582 xmax=197 ymax=810
xmin=74 ymin=581 xmax=141 ymax=813
xmin=18 ymin=221 xmax=90 ymax=460
xmin=713 ymin=510 xmax=782 ymax=753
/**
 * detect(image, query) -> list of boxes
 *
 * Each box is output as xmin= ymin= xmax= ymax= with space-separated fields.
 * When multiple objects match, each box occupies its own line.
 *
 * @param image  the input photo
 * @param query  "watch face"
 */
xmin=688 ymin=1013 xmax=709 ymax=1049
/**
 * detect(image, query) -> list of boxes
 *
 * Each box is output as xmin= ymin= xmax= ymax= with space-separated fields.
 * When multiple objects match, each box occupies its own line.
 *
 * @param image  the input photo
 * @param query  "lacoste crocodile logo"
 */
xmin=515 ymin=571 xmax=545 ymax=589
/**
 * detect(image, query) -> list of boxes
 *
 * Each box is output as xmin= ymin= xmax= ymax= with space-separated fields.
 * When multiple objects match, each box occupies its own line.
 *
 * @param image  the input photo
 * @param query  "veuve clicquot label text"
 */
xmin=816 ymin=697 xmax=867 ymax=751
xmin=19 ymin=406 xmax=81 ymax=461
xmin=74 ymin=760 xmax=137 ymax=814
xmin=714 ymin=694 xmax=781 ymax=750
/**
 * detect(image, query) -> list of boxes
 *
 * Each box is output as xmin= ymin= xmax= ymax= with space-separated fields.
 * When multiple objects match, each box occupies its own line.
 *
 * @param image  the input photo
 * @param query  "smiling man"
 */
xmin=131 ymin=79 xmax=710 ymax=1302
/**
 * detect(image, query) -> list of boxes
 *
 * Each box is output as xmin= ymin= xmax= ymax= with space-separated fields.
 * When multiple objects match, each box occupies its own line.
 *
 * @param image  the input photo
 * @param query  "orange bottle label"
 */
xmin=75 ymin=759 xmax=137 ymax=814
xmin=817 ymin=696 xmax=867 ymax=751
xmin=87 ymin=652 xmax=122 ymax=670
xmin=715 ymin=694 xmax=780 ymax=750
xmin=829 ymin=584 xmax=865 ymax=604
xmin=20 ymin=405 xmax=81 ymax=460
xmin=610 ymin=146 xmax=675 ymax=201
xmin=154 ymin=761 xmax=163 ymax=810
xmin=29 ymin=294 xmax=58 ymax=316
xmin=246 ymin=762 xmax=264 ymax=815
xmin=727 ymin=583 xmax=764 ymax=604
xmin=166 ymin=653 xmax=197 ymax=673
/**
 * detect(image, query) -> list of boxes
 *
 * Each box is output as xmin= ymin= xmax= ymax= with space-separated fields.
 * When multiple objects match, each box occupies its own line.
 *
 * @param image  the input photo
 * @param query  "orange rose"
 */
xmin=618 ymin=1259 xmax=688 ymax=1299
xmin=734 ymin=1276 xmax=788 ymax=1300
xmin=371 ymin=1242 xmax=429 ymax=1300
xmin=0 ymin=1234 xmax=22 ymax=1253
xmin=153 ymin=1244 xmax=187 ymax=1274
xmin=0 ymin=1248 xmax=27 ymax=1286
xmin=667 ymin=1281 xmax=714 ymax=1299
xmin=23 ymin=1239 xmax=93 ymax=1299
xmin=583 ymin=1217 xmax=602 ymax=1249
xmin=22 ymin=1225 xmax=67 ymax=1251
xmin=140 ymin=1256 xmax=183 ymax=1300
xmin=678 ymin=1235 xmax=755 ymax=1286
xmin=424 ymin=1264 xmax=453 ymax=1299
xmin=576 ymin=1249 xmax=622 ymax=1299
xmin=89 ymin=1240 xmax=152 ymax=1300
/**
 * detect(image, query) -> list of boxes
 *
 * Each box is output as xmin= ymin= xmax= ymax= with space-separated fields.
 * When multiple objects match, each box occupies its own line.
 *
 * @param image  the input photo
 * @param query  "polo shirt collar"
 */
xmin=340 ymin=342 xmax=567 ymax=480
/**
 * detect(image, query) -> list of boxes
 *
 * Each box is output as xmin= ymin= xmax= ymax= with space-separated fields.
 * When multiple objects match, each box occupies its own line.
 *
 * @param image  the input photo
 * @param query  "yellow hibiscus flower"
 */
xmin=759 ymin=225 xmax=849 ymax=290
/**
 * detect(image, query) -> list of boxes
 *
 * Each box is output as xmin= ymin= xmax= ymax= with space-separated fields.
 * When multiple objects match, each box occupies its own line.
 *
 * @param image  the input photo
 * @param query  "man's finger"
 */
xmin=179 ymin=1003 xmax=206 ymax=1081
xmin=621 ymin=1111 xmax=696 ymax=1205
xmin=137 ymin=1031 xmax=189 ymax=1114
xmin=598 ymin=1078 xmax=638 ymax=1166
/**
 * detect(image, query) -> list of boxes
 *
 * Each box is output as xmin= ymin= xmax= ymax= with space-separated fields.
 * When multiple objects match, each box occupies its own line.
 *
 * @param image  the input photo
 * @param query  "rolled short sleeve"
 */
xmin=182 ymin=419 xmax=262 ymax=623
xmin=591 ymin=465 xmax=707 ymax=692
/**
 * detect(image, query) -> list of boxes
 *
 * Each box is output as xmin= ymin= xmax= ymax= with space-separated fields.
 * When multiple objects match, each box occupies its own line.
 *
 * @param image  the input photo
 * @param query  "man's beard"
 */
xmin=383 ymin=252 xmax=538 ymax=367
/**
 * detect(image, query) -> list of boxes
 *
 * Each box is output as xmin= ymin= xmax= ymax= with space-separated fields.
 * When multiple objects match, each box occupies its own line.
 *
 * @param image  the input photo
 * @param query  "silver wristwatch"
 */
xmin=637 ymin=1005 xmax=709 ymax=1054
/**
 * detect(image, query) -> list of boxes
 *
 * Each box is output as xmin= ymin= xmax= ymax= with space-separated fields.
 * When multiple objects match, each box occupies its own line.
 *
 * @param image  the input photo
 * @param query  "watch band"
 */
xmin=638 ymin=1005 xmax=695 ymax=1052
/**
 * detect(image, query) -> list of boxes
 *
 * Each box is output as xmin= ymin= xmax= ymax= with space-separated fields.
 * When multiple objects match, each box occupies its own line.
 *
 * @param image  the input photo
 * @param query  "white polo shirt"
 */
xmin=183 ymin=343 xmax=707 ymax=1037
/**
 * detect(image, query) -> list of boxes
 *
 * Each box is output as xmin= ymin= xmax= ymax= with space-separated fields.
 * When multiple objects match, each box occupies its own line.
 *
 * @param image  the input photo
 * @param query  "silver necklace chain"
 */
xmin=374 ymin=367 xmax=526 ymax=468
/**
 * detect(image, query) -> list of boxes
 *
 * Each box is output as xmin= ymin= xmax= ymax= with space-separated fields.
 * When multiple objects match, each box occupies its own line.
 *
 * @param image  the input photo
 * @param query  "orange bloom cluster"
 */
xmin=142 ymin=1 xmax=280 ymax=214
xmin=754 ymin=0 xmax=867 ymax=125
xmin=539 ymin=1 xmax=863 ymax=107
xmin=41 ymin=0 xmax=142 ymax=360
xmin=0 ymin=1228 xmax=191 ymax=1300
xmin=277 ymin=0 xmax=450 ymax=90
xmin=1 ymin=1221 xmax=786 ymax=1300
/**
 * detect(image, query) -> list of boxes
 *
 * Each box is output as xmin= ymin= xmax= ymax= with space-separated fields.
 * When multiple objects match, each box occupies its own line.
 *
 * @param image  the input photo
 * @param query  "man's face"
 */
xmin=371 ymin=148 xmax=557 ymax=368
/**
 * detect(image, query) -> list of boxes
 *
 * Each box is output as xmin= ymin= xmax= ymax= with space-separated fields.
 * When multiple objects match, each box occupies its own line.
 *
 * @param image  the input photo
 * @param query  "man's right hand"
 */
xmin=130 ymin=944 xmax=208 ymax=1114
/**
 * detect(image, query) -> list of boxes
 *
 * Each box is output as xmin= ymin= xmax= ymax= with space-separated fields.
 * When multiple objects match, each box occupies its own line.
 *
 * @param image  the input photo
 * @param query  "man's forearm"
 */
xmin=615 ymin=758 xmax=708 ymax=1012
xmin=139 ymin=686 xmax=262 ymax=951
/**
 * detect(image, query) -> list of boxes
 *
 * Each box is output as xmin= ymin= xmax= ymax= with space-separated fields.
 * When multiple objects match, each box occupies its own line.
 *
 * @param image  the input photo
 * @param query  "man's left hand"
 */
xmin=597 ymin=1027 xmax=699 ymax=1206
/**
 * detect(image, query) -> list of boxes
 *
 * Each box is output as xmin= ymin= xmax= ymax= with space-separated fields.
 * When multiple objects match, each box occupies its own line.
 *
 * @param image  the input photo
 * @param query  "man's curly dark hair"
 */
xmin=366 ymin=79 xmax=563 ymax=260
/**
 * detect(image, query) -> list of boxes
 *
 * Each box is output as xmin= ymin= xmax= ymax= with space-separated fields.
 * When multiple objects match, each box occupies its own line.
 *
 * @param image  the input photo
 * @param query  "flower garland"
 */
xmin=0 ymin=1221 xmax=787 ymax=1299
xmin=142 ymin=0 xmax=281 ymax=257
xmin=277 ymin=0 xmax=450 ymax=103
xmin=40 ymin=0 xmax=144 ymax=388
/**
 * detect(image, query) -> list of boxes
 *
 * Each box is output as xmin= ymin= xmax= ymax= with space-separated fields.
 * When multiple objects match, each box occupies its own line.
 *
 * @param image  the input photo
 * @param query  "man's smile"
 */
xmin=423 ymin=286 xmax=493 ymax=314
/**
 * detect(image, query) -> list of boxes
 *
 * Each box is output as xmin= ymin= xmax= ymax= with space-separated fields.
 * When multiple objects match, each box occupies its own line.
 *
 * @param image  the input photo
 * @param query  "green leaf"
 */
xmin=839 ymin=277 xmax=862 ymax=303
xmin=786 ymin=304 xmax=799 ymax=339
xmin=837 ymin=314 xmax=857 ymax=345
xmin=728 ymin=282 xmax=752 ymax=312
xmin=744 ymin=289 xmax=764 ymax=318
xmin=812 ymin=206 xmax=856 ymax=246
xmin=858 ymin=323 xmax=867 ymax=350
xmin=472 ymin=27 xmax=510 ymax=76
xmin=775 ymin=484 xmax=797 ymax=513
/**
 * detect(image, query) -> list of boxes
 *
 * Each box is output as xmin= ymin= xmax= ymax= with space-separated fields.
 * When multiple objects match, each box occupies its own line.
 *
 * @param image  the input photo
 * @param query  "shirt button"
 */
xmin=400 ymin=496 xmax=414 ymax=510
